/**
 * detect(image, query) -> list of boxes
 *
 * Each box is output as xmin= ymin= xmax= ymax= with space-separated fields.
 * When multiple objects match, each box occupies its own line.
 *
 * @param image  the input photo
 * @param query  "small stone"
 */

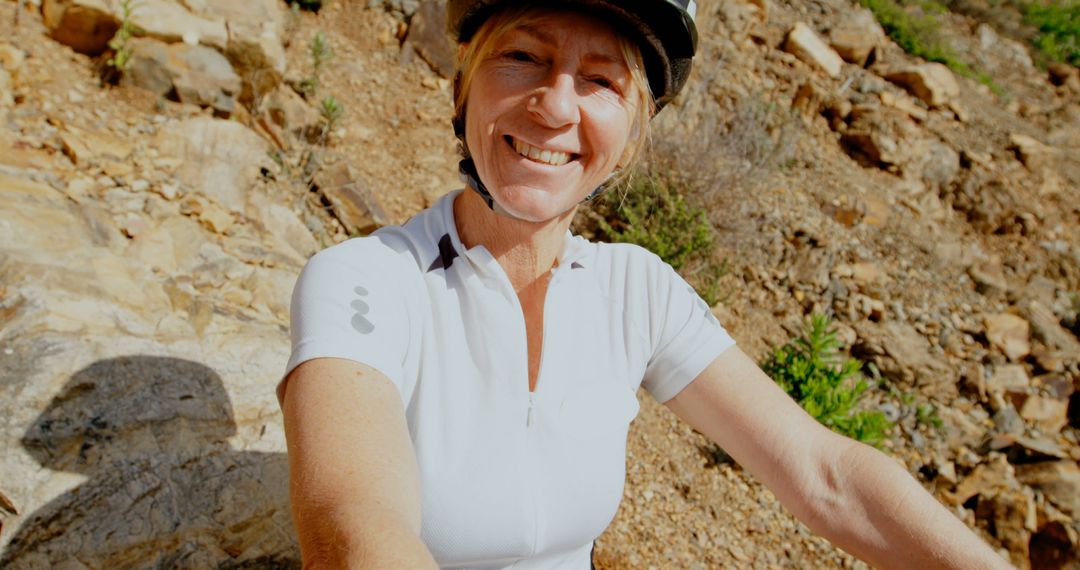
xmin=968 ymin=260 xmax=1009 ymax=299
xmin=130 ymin=179 xmax=151 ymax=192
xmin=987 ymin=364 xmax=1029 ymax=393
xmin=985 ymin=313 xmax=1031 ymax=361
xmin=1022 ymin=300 xmax=1080 ymax=356
xmin=1009 ymin=133 xmax=1059 ymax=172
xmin=828 ymin=8 xmax=885 ymax=66
xmin=885 ymin=63 xmax=960 ymax=107
xmin=992 ymin=405 xmax=1025 ymax=436
xmin=1015 ymin=461 xmax=1080 ymax=516
xmin=784 ymin=23 xmax=844 ymax=78
xmin=1018 ymin=395 xmax=1068 ymax=433
xmin=156 ymin=183 xmax=180 ymax=200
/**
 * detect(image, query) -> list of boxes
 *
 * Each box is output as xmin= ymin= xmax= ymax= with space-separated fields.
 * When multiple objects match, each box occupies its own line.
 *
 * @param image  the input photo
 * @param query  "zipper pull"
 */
xmin=527 ymin=392 xmax=536 ymax=427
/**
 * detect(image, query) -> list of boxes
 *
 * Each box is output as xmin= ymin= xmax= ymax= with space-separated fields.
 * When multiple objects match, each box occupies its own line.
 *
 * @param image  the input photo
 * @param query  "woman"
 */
xmin=279 ymin=1 xmax=1013 ymax=568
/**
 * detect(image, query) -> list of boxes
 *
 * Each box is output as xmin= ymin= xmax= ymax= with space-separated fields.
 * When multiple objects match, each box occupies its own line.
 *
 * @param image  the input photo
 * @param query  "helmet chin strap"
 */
xmin=458 ymin=158 xmax=613 ymax=221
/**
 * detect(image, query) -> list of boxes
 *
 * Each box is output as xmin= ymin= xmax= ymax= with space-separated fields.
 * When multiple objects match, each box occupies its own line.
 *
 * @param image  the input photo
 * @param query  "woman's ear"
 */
xmin=458 ymin=43 xmax=468 ymax=64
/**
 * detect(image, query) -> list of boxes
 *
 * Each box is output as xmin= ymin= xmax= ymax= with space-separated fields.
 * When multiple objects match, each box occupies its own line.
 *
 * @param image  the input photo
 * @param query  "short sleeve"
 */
xmin=641 ymin=260 xmax=736 ymax=403
xmin=278 ymin=237 xmax=420 ymax=403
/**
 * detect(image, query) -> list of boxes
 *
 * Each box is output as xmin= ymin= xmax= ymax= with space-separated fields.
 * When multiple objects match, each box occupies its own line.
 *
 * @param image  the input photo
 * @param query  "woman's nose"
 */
xmin=526 ymin=71 xmax=581 ymax=128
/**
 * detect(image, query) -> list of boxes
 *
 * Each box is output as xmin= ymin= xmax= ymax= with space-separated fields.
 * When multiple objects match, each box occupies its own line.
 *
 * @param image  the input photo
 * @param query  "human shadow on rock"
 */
xmin=2 ymin=355 xmax=299 ymax=569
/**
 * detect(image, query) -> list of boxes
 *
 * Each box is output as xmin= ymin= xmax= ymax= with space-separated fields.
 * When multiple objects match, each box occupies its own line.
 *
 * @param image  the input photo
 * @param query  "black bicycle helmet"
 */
xmin=447 ymin=0 xmax=698 ymax=110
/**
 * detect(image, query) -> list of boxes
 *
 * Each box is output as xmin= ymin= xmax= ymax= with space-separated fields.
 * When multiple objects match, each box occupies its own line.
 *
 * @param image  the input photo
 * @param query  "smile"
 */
xmin=507 ymin=136 xmax=576 ymax=166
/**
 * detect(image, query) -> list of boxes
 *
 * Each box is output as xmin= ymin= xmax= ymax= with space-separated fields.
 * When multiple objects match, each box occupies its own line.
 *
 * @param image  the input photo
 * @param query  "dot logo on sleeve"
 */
xmin=351 ymin=286 xmax=375 ymax=334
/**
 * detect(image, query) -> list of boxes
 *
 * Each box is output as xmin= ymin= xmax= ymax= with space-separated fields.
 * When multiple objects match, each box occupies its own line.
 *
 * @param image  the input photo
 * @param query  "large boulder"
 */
xmin=41 ymin=0 xmax=118 ymax=55
xmin=126 ymin=37 xmax=242 ymax=114
xmin=41 ymin=0 xmax=284 ymax=100
xmin=403 ymin=0 xmax=456 ymax=78
xmin=784 ymin=22 xmax=844 ymax=78
xmin=0 ymin=142 xmax=300 ymax=568
xmin=313 ymin=161 xmax=389 ymax=235
xmin=885 ymin=63 xmax=960 ymax=107
xmin=829 ymin=9 xmax=885 ymax=66
xmin=154 ymin=117 xmax=273 ymax=215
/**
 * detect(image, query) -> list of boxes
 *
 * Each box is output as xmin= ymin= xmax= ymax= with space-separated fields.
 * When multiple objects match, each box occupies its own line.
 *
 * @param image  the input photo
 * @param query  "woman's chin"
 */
xmin=492 ymin=189 xmax=579 ymax=223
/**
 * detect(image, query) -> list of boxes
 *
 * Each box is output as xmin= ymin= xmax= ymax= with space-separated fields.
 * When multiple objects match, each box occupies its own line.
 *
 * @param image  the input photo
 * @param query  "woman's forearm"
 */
xmin=296 ymin=503 xmax=439 ymax=569
xmin=812 ymin=440 xmax=1013 ymax=570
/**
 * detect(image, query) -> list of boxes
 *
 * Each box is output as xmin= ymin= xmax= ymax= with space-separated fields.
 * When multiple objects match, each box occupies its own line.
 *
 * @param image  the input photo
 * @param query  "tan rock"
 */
xmin=1018 ymin=395 xmax=1068 ymax=433
xmin=1021 ymin=300 xmax=1080 ymax=356
xmin=974 ymin=487 xmax=1035 ymax=563
xmin=852 ymin=321 xmax=953 ymax=397
xmin=968 ymin=259 xmax=1009 ymax=298
xmin=850 ymin=262 xmax=882 ymax=286
xmin=403 ymin=0 xmax=456 ymax=78
xmin=155 ymin=117 xmax=271 ymax=215
xmin=42 ymin=0 xmax=118 ymax=55
xmin=313 ymin=162 xmax=389 ymax=235
xmin=130 ymin=0 xmax=229 ymax=49
xmin=1009 ymin=133 xmax=1058 ymax=172
xmin=260 ymin=85 xmax=322 ymax=143
xmin=987 ymin=364 xmax=1029 ymax=393
xmin=251 ymin=202 xmax=319 ymax=260
xmin=985 ymin=313 xmax=1031 ymax=361
xmin=58 ymin=126 xmax=134 ymax=166
xmin=203 ymin=0 xmax=287 ymax=97
xmin=1016 ymin=461 xmax=1080 ymax=516
xmin=829 ymin=9 xmax=885 ymax=66
xmin=953 ymin=453 xmax=1016 ymax=505
xmin=0 ymin=67 xmax=11 ymax=123
xmin=885 ymin=63 xmax=960 ymax=107
xmin=0 ymin=43 xmax=27 ymax=86
xmin=879 ymin=91 xmax=928 ymax=121
xmin=784 ymin=23 xmax=844 ymax=78
xmin=128 ymin=223 xmax=179 ymax=273
xmin=125 ymin=38 xmax=242 ymax=114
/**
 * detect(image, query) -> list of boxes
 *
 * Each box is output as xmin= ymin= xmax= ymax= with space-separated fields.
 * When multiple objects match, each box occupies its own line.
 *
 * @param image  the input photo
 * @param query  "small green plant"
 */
xmin=106 ymin=0 xmax=140 ymax=77
xmin=1022 ymin=0 xmax=1080 ymax=66
xmin=319 ymin=95 xmax=344 ymax=140
xmin=916 ymin=402 xmax=944 ymax=431
xmin=301 ymin=31 xmax=333 ymax=97
xmin=762 ymin=314 xmax=893 ymax=448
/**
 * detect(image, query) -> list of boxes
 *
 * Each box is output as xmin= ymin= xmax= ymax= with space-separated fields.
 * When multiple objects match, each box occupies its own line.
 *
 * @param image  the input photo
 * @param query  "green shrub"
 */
xmin=598 ymin=175 xmax=713 ymax=271
xmin=762 ymin=314 xmax=893 ymax=448
xmin=594 ymin=173 xmax=728 ymax=304
xmin=1023 ymin=0 xmax=1080 ymax=65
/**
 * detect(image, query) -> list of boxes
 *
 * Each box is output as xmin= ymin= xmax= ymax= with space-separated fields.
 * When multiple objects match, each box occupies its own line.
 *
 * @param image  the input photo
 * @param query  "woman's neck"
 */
xmin=453 ymin=190 xmax=575 ymax=292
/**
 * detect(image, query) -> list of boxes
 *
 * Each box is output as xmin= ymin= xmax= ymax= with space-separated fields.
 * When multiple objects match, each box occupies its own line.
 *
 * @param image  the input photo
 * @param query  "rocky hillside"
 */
xmin=0 ymin=0 xmax=1077 ymax=568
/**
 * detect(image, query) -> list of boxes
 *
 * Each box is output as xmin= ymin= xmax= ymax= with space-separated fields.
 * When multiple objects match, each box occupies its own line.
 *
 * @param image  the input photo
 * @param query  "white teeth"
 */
xmin=512 ymin=138 xmax=571 ymax=166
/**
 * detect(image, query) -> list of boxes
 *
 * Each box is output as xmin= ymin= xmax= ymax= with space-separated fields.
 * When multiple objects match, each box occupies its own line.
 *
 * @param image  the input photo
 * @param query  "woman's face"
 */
xmin=464 ymin=10 xmax=639 ymax=222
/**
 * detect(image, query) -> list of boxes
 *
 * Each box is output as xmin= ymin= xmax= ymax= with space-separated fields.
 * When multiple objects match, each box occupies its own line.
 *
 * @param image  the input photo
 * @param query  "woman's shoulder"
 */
xmin=587 ymin=239 xmax=670 ymax=277
xmin=307 ymin=195 xmax=456 ymax=276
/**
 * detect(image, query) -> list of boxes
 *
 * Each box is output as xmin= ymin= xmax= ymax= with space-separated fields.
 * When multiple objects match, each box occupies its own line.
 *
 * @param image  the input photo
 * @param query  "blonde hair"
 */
xmin=453 ymin=5 xmax=654 ymax=186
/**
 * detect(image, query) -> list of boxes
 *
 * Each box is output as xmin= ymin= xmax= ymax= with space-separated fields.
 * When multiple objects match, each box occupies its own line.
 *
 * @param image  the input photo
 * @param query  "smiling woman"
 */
xmin=278 ymin=1 xmax=1015 ymax=569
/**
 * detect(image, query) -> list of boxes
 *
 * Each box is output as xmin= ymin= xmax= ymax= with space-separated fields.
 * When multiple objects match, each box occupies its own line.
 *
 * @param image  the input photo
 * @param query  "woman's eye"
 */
xmin=588 ymin=76 xmax=615 ymax=90
xmin=505 ymin=50 xmax=536 ymax=63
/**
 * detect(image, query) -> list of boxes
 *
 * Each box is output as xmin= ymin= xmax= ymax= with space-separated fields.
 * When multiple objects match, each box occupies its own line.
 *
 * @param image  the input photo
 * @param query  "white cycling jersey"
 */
xmin=283 ymin=189 xmax=735 ymax=569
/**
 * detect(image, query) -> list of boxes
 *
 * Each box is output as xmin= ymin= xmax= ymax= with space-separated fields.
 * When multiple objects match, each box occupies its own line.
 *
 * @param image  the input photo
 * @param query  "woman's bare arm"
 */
xmin=281 ymin=357 xmax=438 ymax=569
xmin=665 ymin=347 xmax=1013 ymax=570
